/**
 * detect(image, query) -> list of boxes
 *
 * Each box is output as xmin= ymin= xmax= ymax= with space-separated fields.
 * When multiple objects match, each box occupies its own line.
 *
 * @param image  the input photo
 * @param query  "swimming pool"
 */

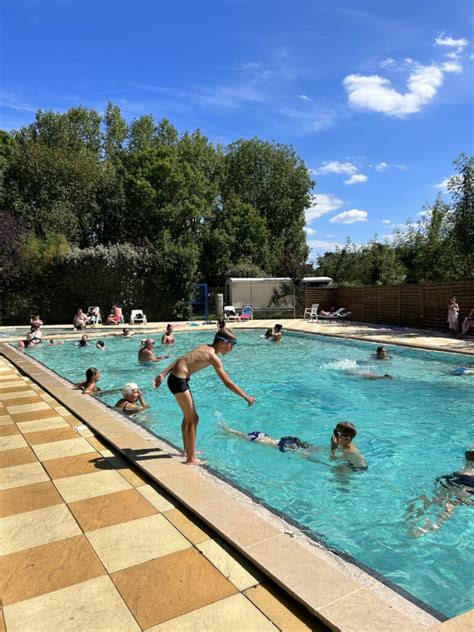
xmin=27 ymin=330 xmax=474 ymax=618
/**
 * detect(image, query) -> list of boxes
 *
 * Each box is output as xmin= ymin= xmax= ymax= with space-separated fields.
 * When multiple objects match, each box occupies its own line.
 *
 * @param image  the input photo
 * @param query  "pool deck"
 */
xmin=1 ymin=320 xmax=473 ymax=631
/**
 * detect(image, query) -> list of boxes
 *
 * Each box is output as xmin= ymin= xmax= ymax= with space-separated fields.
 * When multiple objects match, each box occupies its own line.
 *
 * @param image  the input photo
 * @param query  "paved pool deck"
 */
xmin=1 ymin=320 xmax=473 ymax=631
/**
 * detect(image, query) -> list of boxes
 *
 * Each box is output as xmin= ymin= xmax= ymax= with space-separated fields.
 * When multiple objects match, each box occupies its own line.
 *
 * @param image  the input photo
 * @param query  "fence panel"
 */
xmin=304 ymin=280 xmax=474 ymax=330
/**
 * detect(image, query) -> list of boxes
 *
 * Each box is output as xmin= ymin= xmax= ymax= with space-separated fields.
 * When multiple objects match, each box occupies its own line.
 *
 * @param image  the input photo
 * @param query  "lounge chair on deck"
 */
xmin=304 ymin=304 xmax=319 ymax=321
xmin=318 ymin=308 xmax=352 ymax=323
xmin=130 ymin=309 xmax=147 ymax=325
xmin=86 ymin=307 xmax=102 ymax=326
xmin=224 ymin=306 xmax=241 ymax=322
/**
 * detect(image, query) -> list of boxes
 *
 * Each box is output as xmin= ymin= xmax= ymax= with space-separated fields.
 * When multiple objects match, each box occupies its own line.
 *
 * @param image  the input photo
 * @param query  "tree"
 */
xmin=449 ymin=153 xmax=474 ymax=277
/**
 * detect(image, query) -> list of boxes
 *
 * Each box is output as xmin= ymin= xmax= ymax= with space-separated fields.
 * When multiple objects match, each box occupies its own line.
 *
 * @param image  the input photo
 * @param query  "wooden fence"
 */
xmin=305 ymin=281 xmax=474 ymax=330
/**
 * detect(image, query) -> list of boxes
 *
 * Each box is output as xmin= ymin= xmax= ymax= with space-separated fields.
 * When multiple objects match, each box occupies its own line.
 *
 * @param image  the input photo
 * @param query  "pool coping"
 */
xmin=2 ymin=324 xmax=473 ymax=631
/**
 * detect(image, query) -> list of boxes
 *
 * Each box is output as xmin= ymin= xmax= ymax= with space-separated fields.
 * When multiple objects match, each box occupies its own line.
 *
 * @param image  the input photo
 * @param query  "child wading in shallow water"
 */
xmin=154 ymin=328 xmax=256 ymax=465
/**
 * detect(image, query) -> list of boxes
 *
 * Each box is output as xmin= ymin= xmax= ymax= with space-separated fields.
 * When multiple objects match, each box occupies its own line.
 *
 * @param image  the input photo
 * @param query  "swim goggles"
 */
xmin=215 ymin=336 xmax=237 ymax=346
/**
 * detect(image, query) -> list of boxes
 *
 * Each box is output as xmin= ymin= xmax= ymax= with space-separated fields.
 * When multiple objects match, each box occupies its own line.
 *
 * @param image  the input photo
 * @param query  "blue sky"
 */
xmin=1 ymin=0 xmax=472 ymax=260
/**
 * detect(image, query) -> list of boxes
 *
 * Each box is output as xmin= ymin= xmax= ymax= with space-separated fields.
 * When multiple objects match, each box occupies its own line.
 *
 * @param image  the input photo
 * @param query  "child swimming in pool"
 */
xmin=330 ymin=422 xmax=367 ymax=470
xmin=153 ymin=327 xmax=255 ymax=465
xmin=406 ymin=449 xmax=474 ymax=537
xmin=221 ymin=425 xmax=311 ymax=452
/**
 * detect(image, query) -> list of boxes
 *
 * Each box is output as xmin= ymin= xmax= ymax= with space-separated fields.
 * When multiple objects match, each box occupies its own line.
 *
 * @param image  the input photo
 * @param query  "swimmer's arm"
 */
xmin=212 ymin=358 xmax=255 ymax=405
xmin=221 ymin=425 xmax=248 ymax=439
xmin=154 ymin=358 xmax=179 ymax=387
xmin=152 ymin=354 xmax=169 ymax=362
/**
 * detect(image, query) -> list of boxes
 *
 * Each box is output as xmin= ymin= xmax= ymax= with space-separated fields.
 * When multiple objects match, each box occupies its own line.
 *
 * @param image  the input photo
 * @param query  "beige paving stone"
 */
xmin=1 ymin=395 xmax=43 ymax=407
xmin=0 ymin=446 xmax=37 ymax=469
xmin=3 ymin=575 xmax=140 ymax=632
xmin=0 ymin=414 xmax=13 ymax=426
xmin=42 ymin=451 xmax=108 ymax=479
xmin=244 ymin=584 xmax=323 ymax=631
xmin=137 ymin=484 xmax=178 ymax=511
xmin=0 ymin=534 xmax=106 ymax=605
xmin=0 ymin=481 xmax=63 ymax=518
xmin=245 ymin=535 xmax=360 ymax=610
xmin=6 ymin=400 xmax=51 ymax=413
xmin=32 ymin=437 xmax=96 ymax=461
xmin=196 ymin=539 xmax=262 ymax=591
xmin=158 ymin=468 xmax=230 ymax=508
xmin=0 ymin=461 xmax=49 ymax=491
xmin=433 ymin=610 xmax=474 ymax=630
xmin=53 ymin=469 xmax=132 ymax=502
xmin=86 ymin=435 xmax=111 ymax=451
xmin=0 ymin=434 xmax=28 ymax=452
xmin=0 ymin=384 xmax=31 ymax=393
xmin=105 ymin=454 xmax=151 ymax=486
xmin=111 ymin=548 xmax=238 ymax=629
xmin=10 ymin=408 xmax=61 ymax=423
xmin=0 ymin=424 xmax=20 ymax=436
xmin=17 ymin=417 xmax=69 ymax=433
xmin=24 ymin=426 xmax=79 ymax=445
xmin=317 ymin=588 xmax=424 ymax=631
xmin=163 ymin=507 xmax=210 ymax=544
xmin=147 ymin=593 xmax=278 ymax=631
xmin=0 ymin=390 xmax=39 ymax=401
xmin=0 ymin=504 xmax=81 ymax=555
xmin=87 ymin=513 xmax=191 ymax=573
xmin=69 ymin=488 xmax=157 ymax=531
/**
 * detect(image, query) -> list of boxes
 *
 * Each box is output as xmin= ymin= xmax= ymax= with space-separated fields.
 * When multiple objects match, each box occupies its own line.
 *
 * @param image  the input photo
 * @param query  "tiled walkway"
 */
xmin=0 ymin=357 xmax=324 ymax=631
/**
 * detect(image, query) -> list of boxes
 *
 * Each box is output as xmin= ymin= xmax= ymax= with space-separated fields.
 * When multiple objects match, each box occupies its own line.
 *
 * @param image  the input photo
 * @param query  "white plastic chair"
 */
xmin=224 ymin=306 xmax=241 ymax=321
xmin=303 ymin=304 xmax=319 ymax=321
xmin=130 ymin=309 xmax=147 ymax=325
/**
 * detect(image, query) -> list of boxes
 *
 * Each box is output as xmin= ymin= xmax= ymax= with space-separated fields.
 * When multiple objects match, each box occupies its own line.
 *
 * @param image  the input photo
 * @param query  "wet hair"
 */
xmin=217 ymin=319 xmax=226 ymax=329
xmin=264 ymin=328 xmax=273 ymax=338
xmin=85 ymin=367 xmax=99 ymax=383
xmin=166 ymin=323 xmax=173 ymax=331
xmin=376 ymin=346 xmax=385 ymax=354
xmin=122 ymin=382 xmax=139 ymax=398
xmin=213 ymin=327 xmax=236 ymax=345
xmin=465 ymin=449 xmax=474 ymax=462
xmin=96 ymin=340 xmax=105 ymax=348
xmin=274 ymin=324 xmax=283 ymax=332
xmin=335 ymin=421 xmax=357 ymax=440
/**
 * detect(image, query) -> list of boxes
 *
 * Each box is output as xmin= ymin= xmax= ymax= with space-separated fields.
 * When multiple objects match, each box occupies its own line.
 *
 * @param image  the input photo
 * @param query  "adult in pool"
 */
xmin=115 ymin=383 xmax=148 ymax=414
xmin=153 ymin=327 xmax=255 ymax=465
xmin=138 ymin=338 xmax=169 ymax=364
xmin=406 ymin=449 xmax=474 ymax=537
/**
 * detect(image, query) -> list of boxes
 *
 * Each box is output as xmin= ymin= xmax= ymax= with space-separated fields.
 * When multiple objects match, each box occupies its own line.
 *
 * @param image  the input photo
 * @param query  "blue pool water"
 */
xmin=27 ymin=330 xmax=474 ymax=618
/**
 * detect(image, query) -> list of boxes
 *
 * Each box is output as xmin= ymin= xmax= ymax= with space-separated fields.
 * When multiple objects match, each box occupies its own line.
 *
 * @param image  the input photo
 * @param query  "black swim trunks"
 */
xmin=437 ymin=472 xmax=474 ymax=494
xmin=167 ymin=373 xmax=190 ymax=395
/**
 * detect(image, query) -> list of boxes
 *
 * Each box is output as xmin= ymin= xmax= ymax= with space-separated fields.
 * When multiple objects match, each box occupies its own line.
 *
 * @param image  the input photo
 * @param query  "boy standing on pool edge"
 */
xmin=153 ymin=328 xmax=256 ymax=465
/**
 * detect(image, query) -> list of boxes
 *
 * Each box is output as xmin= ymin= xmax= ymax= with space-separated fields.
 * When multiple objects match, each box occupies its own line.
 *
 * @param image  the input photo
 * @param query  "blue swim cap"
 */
xmin=453 ymin=367 xmax=466 ymax=376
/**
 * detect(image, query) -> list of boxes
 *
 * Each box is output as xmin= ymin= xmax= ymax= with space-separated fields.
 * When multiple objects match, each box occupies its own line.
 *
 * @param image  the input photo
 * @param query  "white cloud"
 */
xmin=343 ymin=64 xmax=444 ymax=117
xmin=344 ymin=173 xmax=368 ymax=185
xmin=435 ymin=176 xmax=453 ymax=190
xmin=305 ymin=226 xmax=317 ymax=236
xmin=330 ymin=209 xmax=368 ymax=224
xmin=375 ymin=162 xmax=389 ymax=171
xmin=312 ymin=161 xmax=357 ymax=175
xmin=379 ymin=57 xmax=395 ymax=69
xmin=441 ymin=61 xmax=463 ymax=74
xmin=305 ymin=193 xmax=343 ymax=222
xmin=307 ymin=239 xmax=344 ymax=253
xmin=435 ymin=35 xmax=469 ymax=48
xmin=382 ymin=219 xmax=391 ymax=224
xmin=298 ymin=94 xmax=312 ymax=102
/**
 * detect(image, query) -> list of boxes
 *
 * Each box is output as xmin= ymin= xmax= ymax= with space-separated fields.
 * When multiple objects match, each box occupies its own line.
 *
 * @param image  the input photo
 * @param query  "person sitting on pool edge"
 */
xmin=153 ymin=327 xmax=255 ymax=465
xmin=138 ymin=338 xmax=169 ymax=363
xmin=330 ymin=422 xmax=367 ymax=470
xmin=405 ymin=448 xmax=474 ymax=537
xmin=115 ymin=383 xmax=148 ymax=414
xmin=221 ymin=425 xmax=311 ymax=452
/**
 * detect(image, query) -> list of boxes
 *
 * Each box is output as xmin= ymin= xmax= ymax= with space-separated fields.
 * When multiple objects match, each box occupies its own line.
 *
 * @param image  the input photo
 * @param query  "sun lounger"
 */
xmin=318 ymin=308 xmax=352 ymax=323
